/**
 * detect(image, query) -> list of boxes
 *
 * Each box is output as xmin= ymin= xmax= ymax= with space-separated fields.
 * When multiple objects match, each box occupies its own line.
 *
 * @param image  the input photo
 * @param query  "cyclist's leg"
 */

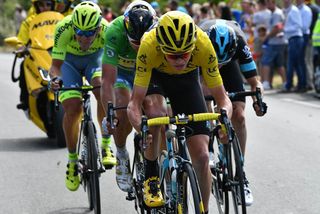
xmin=86 ymin=50 xmax=116 ymax=167
xmin=112 ymin=74 xmax=134 ymax=192
xmin=141 ymin=74 xmax=167 ymax=208
xmin=60 ymin=59 xmax=83 ymax=191
xmin=159 ymin=69 xmax=211 ymax=212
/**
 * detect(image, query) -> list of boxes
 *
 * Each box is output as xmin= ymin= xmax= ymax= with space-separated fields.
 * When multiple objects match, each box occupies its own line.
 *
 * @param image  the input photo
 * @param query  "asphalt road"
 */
xmin=0 ymin=52 xmax=319 ymax=214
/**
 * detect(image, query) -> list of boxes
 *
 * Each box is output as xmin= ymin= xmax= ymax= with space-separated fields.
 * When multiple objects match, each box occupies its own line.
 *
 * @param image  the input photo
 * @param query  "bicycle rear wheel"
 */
xmin=210 ymin=138 xmax=229 ymax=214
xmin=176 ymin=162 xmax=204 ymax=214
xmin=211 ymin=159 xmax=229 ymax=214
xmin=86 ymin=121 xmax=101 ymax=214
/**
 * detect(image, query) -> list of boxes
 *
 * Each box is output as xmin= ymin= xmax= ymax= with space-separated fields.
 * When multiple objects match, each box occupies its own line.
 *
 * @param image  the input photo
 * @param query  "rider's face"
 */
xmin=164 ymin=52 xmax=192 ymax=71
xmin=74 ymin=27 xmax=100 ymax=51
xmin=38 ymin=1 xmax=53 ymax=12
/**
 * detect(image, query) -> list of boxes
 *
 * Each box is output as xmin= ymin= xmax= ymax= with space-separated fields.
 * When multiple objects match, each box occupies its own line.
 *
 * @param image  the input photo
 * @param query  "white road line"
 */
xmin=282 ymin=98 xmax=320 ymax=109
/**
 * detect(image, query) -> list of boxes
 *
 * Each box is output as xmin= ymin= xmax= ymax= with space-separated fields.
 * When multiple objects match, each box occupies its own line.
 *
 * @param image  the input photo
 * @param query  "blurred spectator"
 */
xmin=283 ymin=0 xmax=305 ymax=92
xmin=184 ymin=1 xmax=193 ymax=17
xmin=239 ymin=0 xmax=255 ymax=39
xmin=296 ymin=0 xmax=312 ymax=91
xmin=252 ymin=0 xmax=271 ymax=74
xmin=198 ymin=5 xmax=213 ymax=26
xmin=217 ymin=2 xmax=233 ymax=20
xmin=14 ymin=4 xmax=27 ymax=34
xmin=103 ymin=7 xmax=117 ymax=22
xmin=253 ymin=25 xmax=268 ymax=74
xmin=150 ymin=1 xmax=162 ymax=16
xmin=260 ymin=0 xmax=286 ymax=90
xmin=302 ymin=0 xmax=317 ymax=90
xmin=167 ymin=0 xmax=187 ymax=13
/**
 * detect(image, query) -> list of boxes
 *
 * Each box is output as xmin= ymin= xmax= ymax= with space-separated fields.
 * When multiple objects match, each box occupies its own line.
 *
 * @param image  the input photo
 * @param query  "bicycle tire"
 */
xmin=86 ymin=121 xmax=101 ymax=214
xmin=176 ymin=162 xmax=204 ymax=214
xmin=132 ymin=141 xmax=147 ymax=214
xmin=230 ymin=136 xmax=246 ymax=214
xmin=211 ymin=160 xmax=229 ymax=214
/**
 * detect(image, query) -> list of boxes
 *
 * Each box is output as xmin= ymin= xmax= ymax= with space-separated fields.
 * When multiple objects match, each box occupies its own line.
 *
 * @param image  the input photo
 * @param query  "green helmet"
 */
xmin=72 ymin=1 xmax=102 ymax=31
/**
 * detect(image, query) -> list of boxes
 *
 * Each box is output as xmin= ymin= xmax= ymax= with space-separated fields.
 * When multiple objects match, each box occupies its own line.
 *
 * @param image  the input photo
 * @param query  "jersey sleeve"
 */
xmin=236 ymin=36 xmax=257 ymax=79
xmin=197 ymin=30 xmax=223 ymax=88
xmin=51 ymin=18 xmax=72 ymax=60
xmin=133 ymin=33 xmax=154 ymax=88
xmin=17 ymin=16 xmax=34 ymax=45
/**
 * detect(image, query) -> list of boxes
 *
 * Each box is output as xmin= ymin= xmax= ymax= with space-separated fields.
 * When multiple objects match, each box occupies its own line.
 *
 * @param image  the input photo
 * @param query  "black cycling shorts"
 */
xmin=219 ymin=60 xmax=246 ymax=103
xmin=148 ymin=69 xmax=210 ymax=137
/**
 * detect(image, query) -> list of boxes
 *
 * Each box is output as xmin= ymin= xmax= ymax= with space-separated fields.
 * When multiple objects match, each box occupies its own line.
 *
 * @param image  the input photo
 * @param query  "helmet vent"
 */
xmin=160 ymin=26 xmax=173 ymax=47
xmin=173 ymin=19 xmax=179 ymax=30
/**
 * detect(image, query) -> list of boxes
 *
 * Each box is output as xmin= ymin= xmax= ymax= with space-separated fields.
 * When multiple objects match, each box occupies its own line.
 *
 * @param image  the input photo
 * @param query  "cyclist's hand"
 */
xmin=253 ymin=101 xmax=268 ymax=117
xmin=218 ymin=128 xmax=228 ymax=144
xmin=102 ymin=117 xmax=114 ymax=135
xmin=49 ymin=76 xmax=62 ymax=92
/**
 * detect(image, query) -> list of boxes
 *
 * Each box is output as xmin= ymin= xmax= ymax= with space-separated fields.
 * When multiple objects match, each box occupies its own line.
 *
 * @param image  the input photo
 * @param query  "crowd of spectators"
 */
xmin=14 ymin=0 xmax=320 ymax=93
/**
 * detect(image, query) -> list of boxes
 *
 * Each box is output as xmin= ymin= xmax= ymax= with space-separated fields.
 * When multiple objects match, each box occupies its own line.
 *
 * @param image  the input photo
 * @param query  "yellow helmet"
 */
xmin=156 ymin=11 xmax=197 ymax=54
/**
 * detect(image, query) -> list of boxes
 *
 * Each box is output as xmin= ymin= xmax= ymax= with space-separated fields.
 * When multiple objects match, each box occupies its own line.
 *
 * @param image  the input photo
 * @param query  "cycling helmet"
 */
xmin=32 ymin=0 xmax=55 ymax=14
xmin=209 ymin=23 xmax=237 ymax=65
xmin=72 ymin=1 xmax=102 ymax=31
xmin=156 ymin=11 xmax=197 ymax=54
xmin=123 ymin=1 xmax=157 ymax=41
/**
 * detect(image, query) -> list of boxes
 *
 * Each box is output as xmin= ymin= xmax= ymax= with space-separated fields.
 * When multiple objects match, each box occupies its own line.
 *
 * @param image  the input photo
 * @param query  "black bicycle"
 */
xmin=206 ymin=88 xmax=267 ymax=214
xmin=54 ymin=85 xmax=105 ymax=214
xmin=105 ymin=102 xmax=147 ymax=213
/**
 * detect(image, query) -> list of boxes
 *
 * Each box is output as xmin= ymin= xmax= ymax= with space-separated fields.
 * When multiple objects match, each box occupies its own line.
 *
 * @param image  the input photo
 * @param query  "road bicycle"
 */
xmin=54 ymin=85 xmax=105 ymax=214
xmin=138 ymin=110 xmax=234 ymax=214
xmin=206 ymin=88 xmax=267 ymax=214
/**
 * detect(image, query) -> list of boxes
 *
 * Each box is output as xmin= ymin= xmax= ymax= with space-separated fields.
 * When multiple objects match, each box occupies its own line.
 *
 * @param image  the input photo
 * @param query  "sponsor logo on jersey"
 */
xmin=138 ymin=54 xmax=147 ymax=65
xmin=106 ymin=49 xmax=115 ymax=58
xmin=208 ymin=54 xmax=216 ymax=64
xmin=207 ymin=66 xmax=218 ymax=77
xmin=242 ymin=45 xmax=252 ymax=59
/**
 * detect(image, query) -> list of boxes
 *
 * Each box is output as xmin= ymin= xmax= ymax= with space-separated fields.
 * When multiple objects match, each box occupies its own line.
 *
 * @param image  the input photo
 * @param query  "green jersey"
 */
xmin=102 ymin=15 xmax=137 ymax=73
xmin=52 ymin=15 xmax=108 ymax=60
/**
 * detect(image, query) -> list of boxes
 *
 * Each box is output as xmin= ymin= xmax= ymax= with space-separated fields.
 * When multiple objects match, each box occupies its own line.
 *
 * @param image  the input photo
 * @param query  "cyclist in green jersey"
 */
xmin=49 ymin=1 xmax=116 ymax=191
xmin=101 ymin=1 xmax=166 ymax=193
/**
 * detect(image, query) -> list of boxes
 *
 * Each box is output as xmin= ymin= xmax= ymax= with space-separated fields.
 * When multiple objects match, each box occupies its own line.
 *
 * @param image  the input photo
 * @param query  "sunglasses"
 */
xmin=165 ymin=52 xmax=191 ymax=60
xmin=74 ymin=27 xmax=98 ymax=37
xmin=38 ymin=1 xmax=53 ymax=7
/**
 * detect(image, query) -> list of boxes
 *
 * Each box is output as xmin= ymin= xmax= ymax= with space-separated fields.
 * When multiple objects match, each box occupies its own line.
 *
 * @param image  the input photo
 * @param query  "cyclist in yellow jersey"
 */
xmin=49 ymin=1 xmax=116 ymax=191
xmin=127 ymin=11 xmax=233 ymax=212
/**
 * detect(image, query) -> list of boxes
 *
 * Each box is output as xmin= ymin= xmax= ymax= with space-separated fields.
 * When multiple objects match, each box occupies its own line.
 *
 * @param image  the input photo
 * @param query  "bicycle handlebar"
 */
xmin=141 ymin=110 xmax=235 ymax=145
xmin=205 ymin=87 xmax=265 ymax=114
xmin=53 ymin=85 xmax=100 ymax=111
xmin=106 ymin=102 xmax=127 ymax=129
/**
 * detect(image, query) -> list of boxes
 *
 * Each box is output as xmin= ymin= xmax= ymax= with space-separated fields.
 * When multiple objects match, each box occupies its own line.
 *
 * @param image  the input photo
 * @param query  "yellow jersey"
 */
xmin=134 ymin=27 xmax=223 ymax=89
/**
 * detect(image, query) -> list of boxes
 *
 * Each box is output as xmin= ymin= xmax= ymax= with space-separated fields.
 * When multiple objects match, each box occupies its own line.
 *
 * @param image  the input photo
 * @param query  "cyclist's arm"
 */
xmin=209 ymin=85 xmax=233 ymax=118
xmin=49 ymin=59 xmax=64 ymax=78
xmin=101 ymin=63 xmax=117 ymax=113
xmin=127 ymin=85 xmax=148 ymax=132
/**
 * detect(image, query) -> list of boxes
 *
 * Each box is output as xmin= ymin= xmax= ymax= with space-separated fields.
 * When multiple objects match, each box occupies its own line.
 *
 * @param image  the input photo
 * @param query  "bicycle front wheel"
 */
xmin=177 ymin=162 xmax=204 ymax=214
xmin=229 ymin=136 xmax=246 ymax=214
xmin=86 ymin=121 xmax=101 ymax=214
